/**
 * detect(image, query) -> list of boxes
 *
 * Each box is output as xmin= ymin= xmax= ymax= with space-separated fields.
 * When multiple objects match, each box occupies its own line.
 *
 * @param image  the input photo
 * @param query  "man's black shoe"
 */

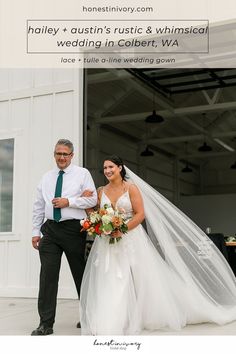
xmin=76 ymin=322 xmax=81 ymax=328
xmin=31 ymin=325 xmax=53 ymax=336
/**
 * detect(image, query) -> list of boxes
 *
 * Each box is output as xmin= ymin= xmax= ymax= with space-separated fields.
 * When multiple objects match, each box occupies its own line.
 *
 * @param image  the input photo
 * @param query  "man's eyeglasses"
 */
xmin=54 ymin=152 xmax=72 ymax=158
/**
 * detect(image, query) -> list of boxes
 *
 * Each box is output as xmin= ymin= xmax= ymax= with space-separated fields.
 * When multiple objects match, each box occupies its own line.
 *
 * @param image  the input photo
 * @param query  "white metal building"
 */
xmin=0 ymin=69 xmax=83 ymax=298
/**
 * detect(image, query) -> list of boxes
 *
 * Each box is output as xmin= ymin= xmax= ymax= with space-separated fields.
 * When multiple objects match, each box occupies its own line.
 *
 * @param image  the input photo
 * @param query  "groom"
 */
xmin=31 ymin=139 xmax=97 ymax=335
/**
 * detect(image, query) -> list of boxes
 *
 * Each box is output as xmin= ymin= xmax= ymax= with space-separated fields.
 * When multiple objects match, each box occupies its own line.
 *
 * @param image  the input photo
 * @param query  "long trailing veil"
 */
xmin=125 ymin=166 xmax=236 ymax=323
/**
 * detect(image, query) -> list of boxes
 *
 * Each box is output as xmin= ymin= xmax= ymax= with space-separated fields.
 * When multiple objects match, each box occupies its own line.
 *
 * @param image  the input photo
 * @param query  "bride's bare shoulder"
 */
xmin=97 ymin=186 xmax=104 ymax=199
xmin=125 ymin=182 xmax=140 ymax=193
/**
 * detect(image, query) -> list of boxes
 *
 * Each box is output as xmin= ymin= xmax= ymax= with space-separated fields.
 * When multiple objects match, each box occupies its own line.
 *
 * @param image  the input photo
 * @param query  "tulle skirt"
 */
xmin=80 ymin=225 xmax=236 ymax=335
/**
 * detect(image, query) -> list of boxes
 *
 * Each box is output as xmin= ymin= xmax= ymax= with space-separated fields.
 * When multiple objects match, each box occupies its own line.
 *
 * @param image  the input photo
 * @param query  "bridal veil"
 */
xmin=125 ymin=166 xmax=236 ymax=323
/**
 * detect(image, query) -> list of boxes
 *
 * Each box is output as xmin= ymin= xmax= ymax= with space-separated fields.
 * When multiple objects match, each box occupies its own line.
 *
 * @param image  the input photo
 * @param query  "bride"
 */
xmin=80 ymin=155 xmax=236 ymax=335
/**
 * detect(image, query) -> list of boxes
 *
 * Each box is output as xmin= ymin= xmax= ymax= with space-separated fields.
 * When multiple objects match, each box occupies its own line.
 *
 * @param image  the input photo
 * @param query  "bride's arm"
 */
xmin=127 ymin=184 xmax=145 ymax=231
xmin=82 ymin=186 xmax=103 ymax=215
xmin=112 ymin=184 xmax=144 ymax=238
xmin=80 ymin=190 xmax=94 ymax=215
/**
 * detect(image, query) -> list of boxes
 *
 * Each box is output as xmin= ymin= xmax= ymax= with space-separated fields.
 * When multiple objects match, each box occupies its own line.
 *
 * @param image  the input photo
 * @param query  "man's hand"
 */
xmin=32 ymin=236 xmax=41 ymax=250
xmin=52 ymin=197 xmax=69 ymax=208
xmin=81 ymin=189 xmax=93 ymax=197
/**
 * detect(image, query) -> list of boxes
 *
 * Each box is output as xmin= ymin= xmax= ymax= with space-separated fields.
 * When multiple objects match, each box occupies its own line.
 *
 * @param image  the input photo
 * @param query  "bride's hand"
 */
xmin=81 ymin=189 xmax=93 ymax=197
xmin=111 ymin=230 xmax=123 ymax=238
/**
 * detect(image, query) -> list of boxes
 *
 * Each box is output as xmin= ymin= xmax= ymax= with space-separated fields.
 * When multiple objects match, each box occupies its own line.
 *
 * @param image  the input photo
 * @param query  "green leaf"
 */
xmin=103 ymin=223 xmax=113 ymax=232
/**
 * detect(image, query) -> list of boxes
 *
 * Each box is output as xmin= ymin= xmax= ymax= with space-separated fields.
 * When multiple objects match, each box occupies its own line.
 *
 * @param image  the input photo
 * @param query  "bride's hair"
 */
xmin=103 ymin=155 xmax=127 ymax=180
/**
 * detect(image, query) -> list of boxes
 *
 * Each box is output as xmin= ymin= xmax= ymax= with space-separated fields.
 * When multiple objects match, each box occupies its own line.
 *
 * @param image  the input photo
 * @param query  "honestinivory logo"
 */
xmin=93 ymin=338 xmax=142 ymax=351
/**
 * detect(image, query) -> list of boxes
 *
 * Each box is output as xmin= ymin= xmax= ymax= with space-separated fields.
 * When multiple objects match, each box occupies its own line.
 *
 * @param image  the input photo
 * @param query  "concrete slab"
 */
xmin=0 ymin=297 xmax=236 ymax=336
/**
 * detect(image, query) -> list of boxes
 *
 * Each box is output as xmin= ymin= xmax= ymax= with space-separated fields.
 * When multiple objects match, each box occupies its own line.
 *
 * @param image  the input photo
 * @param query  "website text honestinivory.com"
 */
xmin=82 ymin=6 xmax=154 ymax=14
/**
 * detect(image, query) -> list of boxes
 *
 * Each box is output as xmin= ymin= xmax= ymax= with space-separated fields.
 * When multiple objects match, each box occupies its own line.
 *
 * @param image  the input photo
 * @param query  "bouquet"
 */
xmin=80 ymin=204 xmax=128 ymax=244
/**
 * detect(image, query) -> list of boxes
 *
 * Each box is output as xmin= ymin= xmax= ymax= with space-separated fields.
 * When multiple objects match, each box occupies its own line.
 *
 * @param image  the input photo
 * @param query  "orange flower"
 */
xmin=82 ymin=220 xmax=91 ymax=230
xmin=111 ymin=216 xmax=123 ymax=228
xmin=99 ymin=209 xmax=107 ymax=216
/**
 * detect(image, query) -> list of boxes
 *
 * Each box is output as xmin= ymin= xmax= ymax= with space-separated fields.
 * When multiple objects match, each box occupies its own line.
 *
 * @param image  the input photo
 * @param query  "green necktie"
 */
xmin=53 ymin=170 xmax=64 ymax=222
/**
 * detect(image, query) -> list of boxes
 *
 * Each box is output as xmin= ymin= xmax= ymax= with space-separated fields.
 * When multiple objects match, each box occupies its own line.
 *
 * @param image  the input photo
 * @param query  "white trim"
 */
xmin=0 ymin=287 xmax=77 ymax=299
xmin=0 ymin=234 xmax=19 ymax=240
xmin=0 ymin=83 xmax=74 ymax=102
xmin=75 ymin=68 xmax=84 ymax=166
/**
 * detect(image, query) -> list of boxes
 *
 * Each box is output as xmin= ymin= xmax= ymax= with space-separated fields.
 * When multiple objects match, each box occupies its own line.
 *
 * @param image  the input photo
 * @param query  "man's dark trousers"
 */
xmin=38 ymin=219 xmax=86 ymax=327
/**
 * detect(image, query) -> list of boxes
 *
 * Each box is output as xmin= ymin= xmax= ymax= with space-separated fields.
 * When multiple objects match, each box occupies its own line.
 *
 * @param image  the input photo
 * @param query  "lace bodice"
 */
xmin=100 ymin=190 xmax=133 ymax=220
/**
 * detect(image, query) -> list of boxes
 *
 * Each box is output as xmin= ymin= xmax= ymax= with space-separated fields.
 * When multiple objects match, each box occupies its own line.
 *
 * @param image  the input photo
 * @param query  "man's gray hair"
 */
xmin=55 ymin=139 xmax=74 ymax=152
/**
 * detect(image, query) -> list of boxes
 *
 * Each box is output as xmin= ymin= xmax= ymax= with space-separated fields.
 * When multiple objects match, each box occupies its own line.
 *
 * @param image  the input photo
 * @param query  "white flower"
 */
xmin=90 ymin=213 xmax=101 ymax=223
xmin=102 ymin=214 xmax=112 ymax=224
xmin=106 ymin=207 xmax=114 ymax=215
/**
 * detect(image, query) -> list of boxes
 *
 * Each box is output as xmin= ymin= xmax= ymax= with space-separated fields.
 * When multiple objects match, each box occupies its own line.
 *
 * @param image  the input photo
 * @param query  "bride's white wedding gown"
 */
xmin=80 ymin=190 xmax=236 ymax=335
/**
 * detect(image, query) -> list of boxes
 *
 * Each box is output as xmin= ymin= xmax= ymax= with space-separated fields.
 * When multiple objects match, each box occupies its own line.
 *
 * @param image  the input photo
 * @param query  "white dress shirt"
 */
xmin=32 ymin=164 xmax=97 ymax=236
